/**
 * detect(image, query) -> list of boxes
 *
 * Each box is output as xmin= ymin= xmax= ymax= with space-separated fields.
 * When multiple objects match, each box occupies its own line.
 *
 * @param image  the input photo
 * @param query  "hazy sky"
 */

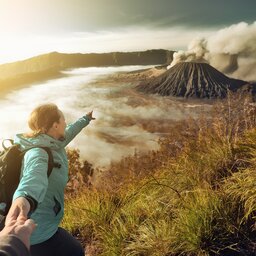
xmin=0 ymin=0 xmax=255 ymax=63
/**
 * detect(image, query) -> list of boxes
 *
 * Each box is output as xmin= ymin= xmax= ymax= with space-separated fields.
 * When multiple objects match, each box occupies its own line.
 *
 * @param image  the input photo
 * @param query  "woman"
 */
xmin=5 ymin=103 xmax=95 ymax=256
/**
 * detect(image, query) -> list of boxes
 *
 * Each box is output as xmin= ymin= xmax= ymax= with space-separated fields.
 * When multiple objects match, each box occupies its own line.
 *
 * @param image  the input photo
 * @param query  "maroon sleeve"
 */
xmin=0 ymin=235 xmax=29 ymax=256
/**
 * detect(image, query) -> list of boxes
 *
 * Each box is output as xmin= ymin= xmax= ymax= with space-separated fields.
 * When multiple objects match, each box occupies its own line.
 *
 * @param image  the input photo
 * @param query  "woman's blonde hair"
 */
xmin=25 ymin=103 xmax=61 ymax=137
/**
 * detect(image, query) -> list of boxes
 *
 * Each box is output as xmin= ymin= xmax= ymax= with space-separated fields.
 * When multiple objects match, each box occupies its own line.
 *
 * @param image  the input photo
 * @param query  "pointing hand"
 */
xmin=86 ymin=110 xmax=96 ymax=120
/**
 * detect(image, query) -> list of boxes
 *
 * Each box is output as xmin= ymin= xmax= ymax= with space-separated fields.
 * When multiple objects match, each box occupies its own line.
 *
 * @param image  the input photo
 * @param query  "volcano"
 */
xmin=136 ymin=62 xmax=251 ymax=99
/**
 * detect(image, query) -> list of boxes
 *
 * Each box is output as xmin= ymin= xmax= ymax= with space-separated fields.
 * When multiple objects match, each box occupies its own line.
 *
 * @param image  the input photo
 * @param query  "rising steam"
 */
xmin=169 ymin=22 xmax=256 ymax=81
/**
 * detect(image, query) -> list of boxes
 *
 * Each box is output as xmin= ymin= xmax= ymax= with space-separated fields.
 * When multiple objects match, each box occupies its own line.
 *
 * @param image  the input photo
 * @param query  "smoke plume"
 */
xmin=169 ymin=22 xmax=256 ymax=81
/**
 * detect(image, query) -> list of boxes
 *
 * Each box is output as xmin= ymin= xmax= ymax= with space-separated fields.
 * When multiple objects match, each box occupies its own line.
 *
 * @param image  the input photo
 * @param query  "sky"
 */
xmin=0 ymin=0 xmax=255 ymax=64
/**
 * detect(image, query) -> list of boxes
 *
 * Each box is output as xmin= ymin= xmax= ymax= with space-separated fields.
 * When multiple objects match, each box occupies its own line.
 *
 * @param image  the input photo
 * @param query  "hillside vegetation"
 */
xmin=63 ymin=93 xmax=256 ymax=256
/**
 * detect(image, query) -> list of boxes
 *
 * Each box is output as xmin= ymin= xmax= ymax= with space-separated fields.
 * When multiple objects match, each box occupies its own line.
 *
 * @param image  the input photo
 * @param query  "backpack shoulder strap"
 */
xmin=39 ymin=147 xmax=54 ymax=177
xmin=22 ymin=147 xmax=57 ymax=178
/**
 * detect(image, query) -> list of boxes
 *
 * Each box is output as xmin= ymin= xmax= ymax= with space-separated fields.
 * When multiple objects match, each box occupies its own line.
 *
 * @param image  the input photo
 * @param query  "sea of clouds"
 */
xmin=0 ymin=65 xmax=210 ymax=167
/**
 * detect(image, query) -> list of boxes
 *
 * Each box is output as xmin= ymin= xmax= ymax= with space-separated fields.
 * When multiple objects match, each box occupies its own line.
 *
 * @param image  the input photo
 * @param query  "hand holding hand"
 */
xmin=0 ymin=217 xmax=36 ymax=249
xmin=5 ymin=197 xmax=31 ymax=227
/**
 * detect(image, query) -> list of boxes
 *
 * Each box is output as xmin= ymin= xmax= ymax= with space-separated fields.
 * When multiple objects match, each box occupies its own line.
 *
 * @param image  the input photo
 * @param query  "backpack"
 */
xmin=0 ymin=139 xmax=58 ymax=228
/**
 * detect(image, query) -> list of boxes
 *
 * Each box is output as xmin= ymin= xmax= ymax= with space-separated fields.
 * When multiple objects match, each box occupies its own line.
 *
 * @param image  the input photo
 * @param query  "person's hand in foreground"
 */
xmin=0 ymin=217 xmax=36 ymax=249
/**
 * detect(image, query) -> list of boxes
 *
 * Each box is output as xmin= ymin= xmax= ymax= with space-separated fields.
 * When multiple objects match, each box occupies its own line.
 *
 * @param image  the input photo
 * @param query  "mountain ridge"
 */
xmin=0 ymin=50 xmax=174 ymax=80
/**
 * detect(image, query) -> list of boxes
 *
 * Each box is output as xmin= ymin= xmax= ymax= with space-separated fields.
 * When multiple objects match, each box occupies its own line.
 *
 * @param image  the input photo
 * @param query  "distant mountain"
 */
xmin=136 ymin=62 xmax=251 ymax=99
xmin=0 ymin=67 xmax=62 ymax=96
xmin=0 ymin=50 xmax=173 ymax=95
xmin=0 ymin=50 xmax=174 ymax=80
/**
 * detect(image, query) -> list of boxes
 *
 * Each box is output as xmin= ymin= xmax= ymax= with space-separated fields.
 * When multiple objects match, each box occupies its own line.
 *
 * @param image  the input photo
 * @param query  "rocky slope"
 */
xmin=136 ymin=62 xmax=251 ymax=99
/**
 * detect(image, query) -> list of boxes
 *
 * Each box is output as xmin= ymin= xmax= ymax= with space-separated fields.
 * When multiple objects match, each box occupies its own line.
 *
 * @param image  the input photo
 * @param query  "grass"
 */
xmin=62 ymin=94 xmax=256 ymax=255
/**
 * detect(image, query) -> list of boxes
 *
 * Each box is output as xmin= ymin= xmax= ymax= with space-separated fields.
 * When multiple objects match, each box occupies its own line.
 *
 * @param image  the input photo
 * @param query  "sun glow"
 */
xmin=0 ymin=27 xmax=214 ymax=64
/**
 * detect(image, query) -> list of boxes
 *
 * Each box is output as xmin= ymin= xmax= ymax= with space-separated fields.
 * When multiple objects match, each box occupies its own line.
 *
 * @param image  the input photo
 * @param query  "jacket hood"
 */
xmin=14 ymin=133 xmax=64 ymax=150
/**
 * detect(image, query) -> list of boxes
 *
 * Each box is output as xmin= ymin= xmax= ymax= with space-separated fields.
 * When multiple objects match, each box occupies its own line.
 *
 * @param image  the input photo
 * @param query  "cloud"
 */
xmin=169 ymin=22 xmax=256 ymax=81
xmin=1 ymin=0 xmax=255 ymax=33
xmin=0 ymin=66 xmax=210 ymax=167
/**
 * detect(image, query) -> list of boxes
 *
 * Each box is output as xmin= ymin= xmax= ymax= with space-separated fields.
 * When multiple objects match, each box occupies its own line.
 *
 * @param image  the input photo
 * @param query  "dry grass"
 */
xmin=63 ymin=93 xmax=256 ymax=256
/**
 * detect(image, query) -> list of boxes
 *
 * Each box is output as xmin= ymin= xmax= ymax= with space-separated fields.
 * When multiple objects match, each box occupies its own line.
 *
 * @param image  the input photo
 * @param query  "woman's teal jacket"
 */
xmin=13 ymin=116 xmax=91 ymax=245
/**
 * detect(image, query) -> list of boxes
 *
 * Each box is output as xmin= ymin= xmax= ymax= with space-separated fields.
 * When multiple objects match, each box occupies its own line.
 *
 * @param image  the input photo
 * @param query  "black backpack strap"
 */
xmin=39 ymin=147 xmax=54 ymax=177
xmin=22 ymin=147 xmax=61 ymax=178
